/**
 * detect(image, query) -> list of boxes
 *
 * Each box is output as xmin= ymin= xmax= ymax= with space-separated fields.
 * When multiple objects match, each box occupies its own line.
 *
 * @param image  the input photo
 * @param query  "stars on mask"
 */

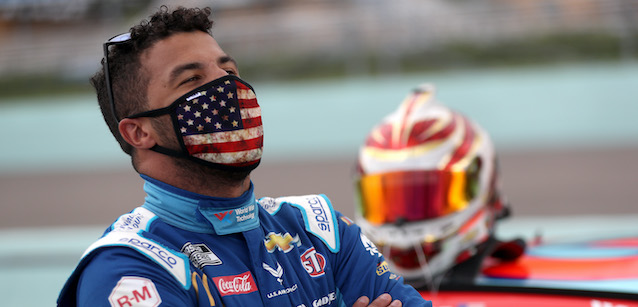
xmin=176 ymin=79 xmax=244 ymax=136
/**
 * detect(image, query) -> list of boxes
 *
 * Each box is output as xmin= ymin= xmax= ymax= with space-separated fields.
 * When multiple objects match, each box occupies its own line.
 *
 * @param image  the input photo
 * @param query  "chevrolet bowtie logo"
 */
xmin=264 ymin=232 xmax=301 ymax=253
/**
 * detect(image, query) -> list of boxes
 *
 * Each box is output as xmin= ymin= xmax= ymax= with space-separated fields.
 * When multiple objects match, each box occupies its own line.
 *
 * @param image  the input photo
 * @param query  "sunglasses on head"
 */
xmin=102 ymin=32 xmax=132 ymax=123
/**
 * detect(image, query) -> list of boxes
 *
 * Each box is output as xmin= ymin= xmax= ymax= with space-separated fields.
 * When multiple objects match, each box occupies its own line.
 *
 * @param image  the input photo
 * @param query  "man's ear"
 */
xmin=118 ymin=118 xmax=156 ymax=149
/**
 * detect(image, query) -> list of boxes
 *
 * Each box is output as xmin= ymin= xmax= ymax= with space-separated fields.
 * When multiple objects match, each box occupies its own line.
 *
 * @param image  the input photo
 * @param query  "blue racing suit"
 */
xmin=58 ymin=175 xmax=431 ymax=306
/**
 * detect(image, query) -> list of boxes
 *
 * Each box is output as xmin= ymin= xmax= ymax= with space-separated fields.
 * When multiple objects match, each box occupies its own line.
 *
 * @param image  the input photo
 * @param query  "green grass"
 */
xmin=0 ymin=75 xmax=93 ymax=100
xmin=1 ymin=31 xmax=636 ymax=100
xmin=237 ymin=31 xmax=638 ymax=80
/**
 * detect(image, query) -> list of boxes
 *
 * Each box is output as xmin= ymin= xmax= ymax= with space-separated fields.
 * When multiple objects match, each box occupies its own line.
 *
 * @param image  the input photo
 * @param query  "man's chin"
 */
xmin=173 ymin=157 xmax=251 ymax=184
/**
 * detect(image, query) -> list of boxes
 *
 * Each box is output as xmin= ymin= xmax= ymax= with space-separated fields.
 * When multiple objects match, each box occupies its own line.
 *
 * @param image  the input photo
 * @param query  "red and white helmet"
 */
xmin=354 ymin=83 xmax=508 ymax=285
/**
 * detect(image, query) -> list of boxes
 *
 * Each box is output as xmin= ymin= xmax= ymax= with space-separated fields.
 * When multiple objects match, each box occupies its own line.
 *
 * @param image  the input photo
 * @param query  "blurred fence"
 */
xmin=0 ymin=0 xmax=636 ymax=80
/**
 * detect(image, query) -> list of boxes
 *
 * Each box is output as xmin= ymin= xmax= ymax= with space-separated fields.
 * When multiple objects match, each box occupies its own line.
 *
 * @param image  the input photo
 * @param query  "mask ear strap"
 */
xmin=127 ymin=106 xmax=174 ymax=119
xmin=150 ymin=144 xmax=189 ymax=158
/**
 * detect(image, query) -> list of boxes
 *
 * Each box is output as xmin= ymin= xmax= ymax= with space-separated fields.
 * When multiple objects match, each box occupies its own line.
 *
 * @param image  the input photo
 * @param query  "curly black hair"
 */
xmin=91 ymin=6 xmax=214 ymax=155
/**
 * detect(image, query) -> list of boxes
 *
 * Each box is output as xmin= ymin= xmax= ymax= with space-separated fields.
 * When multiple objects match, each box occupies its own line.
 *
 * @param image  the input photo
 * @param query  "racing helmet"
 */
xmin=354 ymin=83 xmax=508 ymax=284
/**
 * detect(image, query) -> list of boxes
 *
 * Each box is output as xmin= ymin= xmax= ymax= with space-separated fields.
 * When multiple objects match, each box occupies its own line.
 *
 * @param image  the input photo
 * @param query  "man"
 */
xmin=353 ymin=83 xmax=524 ymax=290
xmin=57 ymin=6 xmax=431 ymax=307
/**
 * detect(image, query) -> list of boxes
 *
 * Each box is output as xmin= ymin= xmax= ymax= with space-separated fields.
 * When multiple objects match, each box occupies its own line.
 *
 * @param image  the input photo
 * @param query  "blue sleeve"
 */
xmin=77 ymin=247 xmax=194 ymax=306
xmin=332 ymin=213 xmax=432 ymax=307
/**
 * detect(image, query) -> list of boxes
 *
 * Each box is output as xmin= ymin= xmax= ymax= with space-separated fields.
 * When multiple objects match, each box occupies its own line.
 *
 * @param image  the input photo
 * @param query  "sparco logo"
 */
xmin=118 ymin=237 xmax=178 ymax=268
xmin=213 ymin=272 xmax=257 ymax=296
xmin=308 ymin=197 xmax=331 ymax=232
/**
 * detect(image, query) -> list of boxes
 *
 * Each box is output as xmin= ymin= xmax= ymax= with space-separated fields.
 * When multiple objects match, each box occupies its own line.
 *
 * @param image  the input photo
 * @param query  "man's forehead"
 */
xmin=148 ymin=31 xmax=219 ymax=54
xmin=140 ymin=31 xmax=231 ymax=75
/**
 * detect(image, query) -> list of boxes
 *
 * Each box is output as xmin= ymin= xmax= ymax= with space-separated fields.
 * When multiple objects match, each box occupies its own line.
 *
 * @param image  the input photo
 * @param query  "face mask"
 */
xmin=127 ymin=75 xmax=263 ymax=171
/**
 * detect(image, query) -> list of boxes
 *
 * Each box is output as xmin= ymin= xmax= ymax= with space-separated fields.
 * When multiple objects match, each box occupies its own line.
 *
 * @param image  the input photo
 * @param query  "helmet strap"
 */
xmin=413 ymin=242 xmax=444 ymax=294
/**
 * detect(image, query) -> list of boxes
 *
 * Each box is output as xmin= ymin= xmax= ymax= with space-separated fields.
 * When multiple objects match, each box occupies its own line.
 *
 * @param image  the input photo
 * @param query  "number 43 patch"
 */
xmin=108 ymin=276 xmax=162 ymax=307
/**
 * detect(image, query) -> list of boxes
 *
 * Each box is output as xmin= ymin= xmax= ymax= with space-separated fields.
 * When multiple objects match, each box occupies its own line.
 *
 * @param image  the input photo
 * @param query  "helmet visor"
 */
xmin=356 ymin=169 xmax=475 ymax=225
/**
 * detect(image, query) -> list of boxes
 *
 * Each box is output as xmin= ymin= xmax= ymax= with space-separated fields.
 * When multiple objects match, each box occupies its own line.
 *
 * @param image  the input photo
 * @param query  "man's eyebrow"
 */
xmin=168 ymin=56 xmax=237 ymax=84
xmin=219 ymin=55 xmax=237 ymax=67
xmin=169 ymin=62 xmax=204 ymax=84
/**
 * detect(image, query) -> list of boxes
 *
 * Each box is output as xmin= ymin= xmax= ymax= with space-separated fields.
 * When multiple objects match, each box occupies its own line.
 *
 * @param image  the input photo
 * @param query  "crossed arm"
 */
xmin=355 ymin=294 xmax=402 ymax=307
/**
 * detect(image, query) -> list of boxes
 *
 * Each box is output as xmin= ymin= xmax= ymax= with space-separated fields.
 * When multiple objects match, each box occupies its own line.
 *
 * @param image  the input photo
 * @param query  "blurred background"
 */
xmin=0 ymin=0 xmax=637 ymax=305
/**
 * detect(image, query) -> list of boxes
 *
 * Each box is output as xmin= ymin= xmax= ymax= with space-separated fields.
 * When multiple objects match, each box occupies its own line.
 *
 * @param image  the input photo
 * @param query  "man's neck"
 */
xmin=138 ymin=156 xmax=252 ymax=198
xmin=173 ymin=174 xmax=252 ymax=198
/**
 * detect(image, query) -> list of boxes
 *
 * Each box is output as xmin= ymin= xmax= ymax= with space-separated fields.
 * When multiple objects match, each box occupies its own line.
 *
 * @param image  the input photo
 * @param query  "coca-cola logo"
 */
xmin=213 ymin=272 xmax=257 ymax=296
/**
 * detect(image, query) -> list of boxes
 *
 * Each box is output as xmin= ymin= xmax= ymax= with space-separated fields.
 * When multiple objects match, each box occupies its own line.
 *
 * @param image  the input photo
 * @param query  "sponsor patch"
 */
xmin=591 ymin=299 xmax=629 ymax=307
xmin=198 ymin=202 xmax=259 ymax=235
xmin=82 ymin=232 xmax=190 ymax=288
xmin=213 ymin=271 xmax=257 ymax=296
xmin=263 ymin=262 xmax=300 ymax=299
xmin=312 ymin=291 xmax=337 ymax=307
xmin=258 ymin=197 xmax=283 ymax=214
xmin=306 ymin=196 xmax=332 ymax=232
xmin=111 ymin=207 xmax=156 ymax=232
xmin=340 ymin=216 xmax=354 ymax=226
xmin=264 ymin=232 xmax=301 ymax=253
xmin=266 ymin=284 xmax=298 ymax=299
xmin=108 ymin=276 xmax=161 ymax=307
xmin=214 ymin=210 xmax=234 ymax=223
xmin=210 ymin=204 xmax=256 ymax=224
xmin=300 ymin=247 xmax=326 ymax=277
xmin=262 ymin=262 xmax=284 ymax=284
xmin=376 ymin=260 xmax=390 ymax=276
xmin=181 ymin=242 xmax=222 ymax=269
xmin=282 ymin=194 xmax=340 ymax=252
xmin=360 ymin=233 xmax=382 ymax=257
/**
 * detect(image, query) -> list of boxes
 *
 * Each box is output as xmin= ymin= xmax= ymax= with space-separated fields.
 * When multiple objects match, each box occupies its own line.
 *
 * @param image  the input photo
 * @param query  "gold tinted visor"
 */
xmin=356 ymin=169 xmax=477 ymax=225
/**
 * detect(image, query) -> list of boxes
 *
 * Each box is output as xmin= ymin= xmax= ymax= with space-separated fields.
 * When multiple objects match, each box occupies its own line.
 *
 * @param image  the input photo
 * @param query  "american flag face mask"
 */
xmin=127 ymin=75 xmax=263 ymax=171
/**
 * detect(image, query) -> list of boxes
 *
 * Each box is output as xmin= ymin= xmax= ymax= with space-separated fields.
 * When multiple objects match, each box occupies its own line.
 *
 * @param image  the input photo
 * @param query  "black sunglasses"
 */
xmin=102 ymin=32 xmax=132 ymax=123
